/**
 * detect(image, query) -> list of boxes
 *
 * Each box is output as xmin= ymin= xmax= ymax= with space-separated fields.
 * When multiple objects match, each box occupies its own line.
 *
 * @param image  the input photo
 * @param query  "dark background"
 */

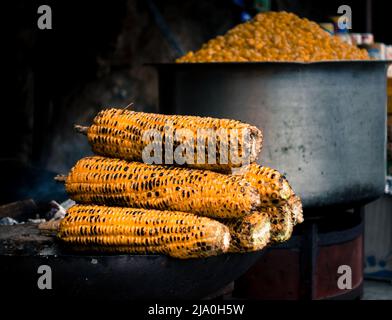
xmin=3 ymin=0 xmax=390 ymax=204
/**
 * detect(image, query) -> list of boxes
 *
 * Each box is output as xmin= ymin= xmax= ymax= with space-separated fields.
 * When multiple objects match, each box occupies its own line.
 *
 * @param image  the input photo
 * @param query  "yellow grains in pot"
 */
xmin=176 ymin=11 xmax=368 ymax=63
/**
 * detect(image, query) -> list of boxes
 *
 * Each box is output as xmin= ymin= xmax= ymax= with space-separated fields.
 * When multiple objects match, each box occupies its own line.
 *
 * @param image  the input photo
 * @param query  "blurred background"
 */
xmin=7 ymin=0 xmax=392 ymax=175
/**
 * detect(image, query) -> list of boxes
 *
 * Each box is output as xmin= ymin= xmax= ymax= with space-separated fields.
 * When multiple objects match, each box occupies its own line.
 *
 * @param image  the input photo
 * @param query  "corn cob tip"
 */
xmin=222 ymin=230 xmax=231 ymax=252
xmin=54 ymin=174 xmax=67 ymax=182
xmin=235 ymin=163 xmax=293 ymax=208
xmin=281 ymin=181 xmax=293 ymax=200
xmin=223 ymin=212 xmax=270 ymax=253
xmin=262 ymin=205 xmax=293 ymax=243
xmin=251 ymin=217 xmax=270 ymax=248
xmin=297 ymin=215 xmax=304 ymax=224
xmin=74 ymin=124 xmax=89 ymax=135
xmin=249 ymin=125 xmax=263 ymax=160
xmin=289 ymin=195 xmax=304 ymax=225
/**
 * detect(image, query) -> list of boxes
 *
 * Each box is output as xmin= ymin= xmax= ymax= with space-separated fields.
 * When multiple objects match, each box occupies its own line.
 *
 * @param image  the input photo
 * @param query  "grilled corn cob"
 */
xmin=234 ymin=163 xmax=293 ymax=207
xmin=222 ymin=212 xmax=270 ymax=252
xmin=263 ymin=205 xmax=293 ymax=243
xmin=61 ymin=156 xmax=260 ymax=219
xmin=58 ymin=205 xmax=231 ymax=259
xmin=75 ymin=108 xmax=263 ymax=172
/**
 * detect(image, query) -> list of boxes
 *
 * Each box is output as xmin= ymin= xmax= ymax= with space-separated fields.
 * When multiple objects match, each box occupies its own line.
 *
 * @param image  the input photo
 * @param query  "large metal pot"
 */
xmin=153 ymin=61 xmax=388 ymax=209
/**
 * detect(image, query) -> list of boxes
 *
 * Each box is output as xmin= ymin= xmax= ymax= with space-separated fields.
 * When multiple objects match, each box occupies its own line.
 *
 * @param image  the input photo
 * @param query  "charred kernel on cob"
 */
xmin=58 ymin=205 xmax=231 ymax=259
xmin=236 ymin=163 xmax=304 ymax=226
xmin=222 ymin=212 xmax=270 ymax=252
xmin=76 ymin=108 xmax=263 ymax=172
xmin=63 ymin=156 xmax=261 ymax=219
xmin=234 ymin=163 xmax=293 ymax=207
xmin=262 ymin=205 xmax=293 ymax=243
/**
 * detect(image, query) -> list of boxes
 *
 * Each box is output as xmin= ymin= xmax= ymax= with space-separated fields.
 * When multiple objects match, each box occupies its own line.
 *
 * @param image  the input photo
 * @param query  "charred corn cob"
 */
xmin=75 ymin=108 xmax=263 ymax=172
xmin=263 ymin=205 xmax=293 ymax=243
xmin=234 ymin=163 xmax=293 ymax=207
xmin=61 ymin=156 xmax=260 ymax=219
xmin=222 ymin=212 xmax=270 ymax=252
xmin=58 ymin=205 xmax=231 ymax=259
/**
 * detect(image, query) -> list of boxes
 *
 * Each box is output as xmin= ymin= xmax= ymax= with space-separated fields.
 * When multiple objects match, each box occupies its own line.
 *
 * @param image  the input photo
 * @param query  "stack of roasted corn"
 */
xmin=57 ymin=108 xmax=303 ymax=259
